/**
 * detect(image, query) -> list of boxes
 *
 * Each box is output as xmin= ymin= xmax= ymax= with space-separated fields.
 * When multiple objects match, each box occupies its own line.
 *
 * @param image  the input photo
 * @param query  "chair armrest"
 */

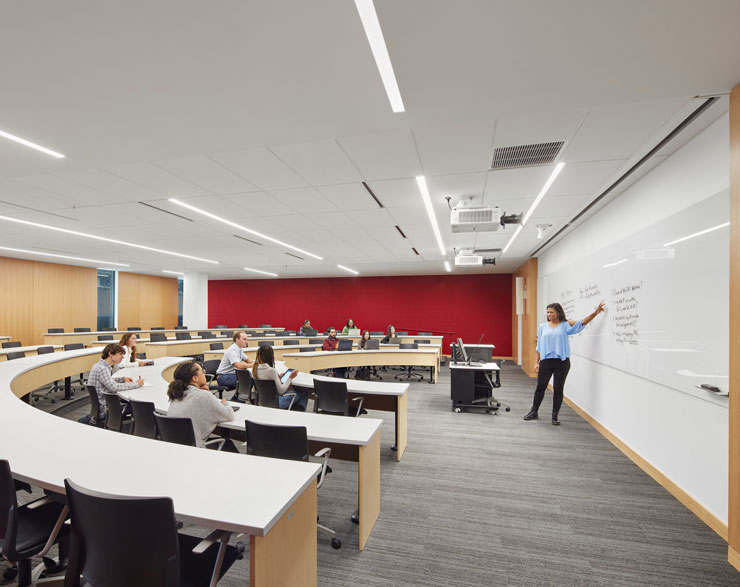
xmin=310 ymin=447 xmax=332 ymax=489
xmin=204 ymin=437 xmax=226 ymax=451
xmin=283 ymin=391 xmax=297 ymax=411
xmin=37 ymin=505 xmax=69 ymax=558
xmin=205 ymin=373 xmax=214 ymax=383
xmin=350 ymin=396 xmax=364 ymax=417
xmin=26 ymin=496 xmax=54 ymax=510
xmin=192 ymin=529 xmax=232 ymax=554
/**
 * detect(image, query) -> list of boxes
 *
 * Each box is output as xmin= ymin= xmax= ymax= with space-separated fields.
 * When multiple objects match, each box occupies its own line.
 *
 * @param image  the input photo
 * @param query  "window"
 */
xmin=97 ymin=269 xmax=116 ymax=330
xmin=177 ymin=278 xmax=184 ymax=327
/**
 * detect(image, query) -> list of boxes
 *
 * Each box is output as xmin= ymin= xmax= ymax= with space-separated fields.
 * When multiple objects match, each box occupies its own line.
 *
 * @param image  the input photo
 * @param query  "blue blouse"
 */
xmin=536 ymin=320 xmax=584 ymax=361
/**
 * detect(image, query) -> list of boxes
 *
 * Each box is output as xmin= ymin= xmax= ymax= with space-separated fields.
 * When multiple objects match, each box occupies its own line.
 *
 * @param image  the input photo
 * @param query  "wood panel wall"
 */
xmin=0 ymin=257 xmax=97 ymax=346
xmin=728 ymin=84 xmax=740 ymax=570
xmin=117 ymin=273 xmax=178 ymax=330
xmin=511 ymin=258 xmax=538 ymax=377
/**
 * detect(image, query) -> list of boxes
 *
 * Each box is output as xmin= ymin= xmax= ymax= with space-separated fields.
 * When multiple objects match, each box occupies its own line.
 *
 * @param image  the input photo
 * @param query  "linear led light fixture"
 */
xmin=663 ymin=222 xmax=730 ymax=247
xmin=502 ymin=162 xmax=565 ymax=255
xmin=415 ymin=176 xmax=446 ymax=256
xmin=0 ymin=215 xmax=218 ymax=264
xmin=169 ymin=198 xmax=323 ymax=261
xmin=337 ymin=264 xmax=359 ymax=275
xmin=603 ymin=258 xmax=628 ymax=268
xmin=444 ymin=261 xmax=451 ymax=272
xmin=0 ymin=129 xmax=65 ymax=158
xmin=244 ymin=267 xmax=278 ymax=277
xmin=163 ymin=270 xmax=184 ymax=276
xmin=0 ymin=246 xmax=129 ymax=267
xmin=354 ymin=0 xmax=405 ymax=113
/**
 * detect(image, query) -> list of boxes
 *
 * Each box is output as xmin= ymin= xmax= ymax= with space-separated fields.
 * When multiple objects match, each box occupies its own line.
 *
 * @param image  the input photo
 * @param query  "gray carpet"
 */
xmin=7 ymin=363 xmax=738 ymax=586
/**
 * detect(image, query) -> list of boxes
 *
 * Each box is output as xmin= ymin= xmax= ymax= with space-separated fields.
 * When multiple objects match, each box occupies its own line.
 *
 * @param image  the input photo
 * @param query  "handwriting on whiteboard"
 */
xmin=611 ymin=282 xmax=642 ymax=345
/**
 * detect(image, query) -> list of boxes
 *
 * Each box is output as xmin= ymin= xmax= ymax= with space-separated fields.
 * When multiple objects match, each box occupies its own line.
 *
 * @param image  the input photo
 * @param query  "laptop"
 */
xmin=347 ymin=328 xmax=361 ymax=336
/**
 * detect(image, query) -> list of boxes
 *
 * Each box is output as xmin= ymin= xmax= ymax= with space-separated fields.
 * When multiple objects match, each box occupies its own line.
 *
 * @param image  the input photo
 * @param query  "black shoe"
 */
xmin=231 ymin=394 xmax=245 ymax=404
xmin=523 ymin=410 xmax=538 ymax=421
xmin=552 ymin=416 xmax=561 ymax=426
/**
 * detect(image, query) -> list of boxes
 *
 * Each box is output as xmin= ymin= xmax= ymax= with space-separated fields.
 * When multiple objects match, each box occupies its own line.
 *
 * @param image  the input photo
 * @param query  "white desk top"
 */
xmin=449 ymin=361 xmax=501 ymax=371
xmin=286 ymin=348 xmax=439 ymax=358
xmin=145 ymin=338 xmax=231 ymax=347
xmin=0 ymin=336 xmax=10 ymax=341
xmin=278 ymin=361 xmax=409 ymax=397
xmin=0 ymin=344 xmax=63 ymax=355
xmin=91 ymin=336 xmax=230 ymax=346
xmin=120 ymin=359 xmax=382 ymax=446
xmin=449 ymin=343 xmax=496 ymax=349
xmin=0 ymin=349 xmax=320 ymax=536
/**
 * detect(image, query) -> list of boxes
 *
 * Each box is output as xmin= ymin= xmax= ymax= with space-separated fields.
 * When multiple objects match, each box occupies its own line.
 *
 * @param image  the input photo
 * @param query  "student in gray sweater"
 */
xmin=167 ymin=361 xmax=234 ymax=448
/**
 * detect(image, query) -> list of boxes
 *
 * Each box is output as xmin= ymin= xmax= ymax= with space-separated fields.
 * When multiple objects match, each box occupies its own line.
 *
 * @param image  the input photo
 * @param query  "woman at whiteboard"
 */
xmin=524 ymin=301 xmax=605 ymax=425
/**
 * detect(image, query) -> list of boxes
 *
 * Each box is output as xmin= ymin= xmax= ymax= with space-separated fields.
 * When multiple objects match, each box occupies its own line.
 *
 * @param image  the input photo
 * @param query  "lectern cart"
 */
xmin=449 ymin=362 xmax=508 ymax=414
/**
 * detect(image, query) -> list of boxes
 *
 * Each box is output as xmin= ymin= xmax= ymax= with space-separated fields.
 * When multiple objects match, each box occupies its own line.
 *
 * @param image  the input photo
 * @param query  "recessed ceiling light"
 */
xmin=415 ymin=176 xmax=446 ymax=256
xmin=169 ymin=199 xmax=323 ymax=261
xmin=502 ymin=225 xmax=523 ymax=254
xmin=0 ymin=129 xmax=65 ymax=158
xmin=0 ymin=215 xmax=219 ymax=264
xmin=354 ymin=0 xmax=405 ymax=113
xmin=162 ymin=270 xmax=184 ymax=276
xmin=244 ymin=267 xmax=278 ymax=277
xmin=663 ymin=222 xmax=730 ymax=247
xmin=603 ymin=258 xmax=628 ymax=268
xmin=0 ymin=246 xmax=129 ymax=267
xmin=337 ymin=264 xmax=359 ymax=275
xmin=444 ymin=261 xmax=451 ymax=272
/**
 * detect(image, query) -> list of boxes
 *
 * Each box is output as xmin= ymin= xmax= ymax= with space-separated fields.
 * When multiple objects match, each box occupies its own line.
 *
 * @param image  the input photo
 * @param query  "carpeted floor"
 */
xmin=6 ymin=362 xmax=738 ymax=586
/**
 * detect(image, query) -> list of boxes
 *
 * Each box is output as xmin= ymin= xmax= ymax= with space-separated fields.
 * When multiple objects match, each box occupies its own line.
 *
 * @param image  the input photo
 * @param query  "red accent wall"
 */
xmin=208 ymin=274 xmax=513 ymax=356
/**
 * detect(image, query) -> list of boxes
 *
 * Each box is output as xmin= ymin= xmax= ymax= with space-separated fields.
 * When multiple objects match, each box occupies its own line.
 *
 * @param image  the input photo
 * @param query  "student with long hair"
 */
xmin=118 ymin=332 xmax=148 ymax=368
xmin=299 ymin=319 xmax=313 ymax=335
xmin=381 ymin=324 xmax=397 ymax=344
xmin=524 ymin=301 xmax=606 ymax=425
xmin=167 ymin=361 xmax=234 ymax=447
xmin=252 ymin=345 xmax=307 ymax=410
xmin=341 ymin=318 xmax=358 ymax=335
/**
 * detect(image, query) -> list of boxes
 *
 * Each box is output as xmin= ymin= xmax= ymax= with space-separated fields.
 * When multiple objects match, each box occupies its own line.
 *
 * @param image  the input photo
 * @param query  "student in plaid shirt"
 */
xmin=87 ymin=343 xmax=144 ymax=425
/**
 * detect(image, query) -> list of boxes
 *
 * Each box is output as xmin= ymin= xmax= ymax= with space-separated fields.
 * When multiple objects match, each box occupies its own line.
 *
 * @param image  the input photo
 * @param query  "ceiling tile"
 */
xmin=338 ymin=130 xmax=422 ymax=180
xmin=210 ymin=148 xmax=309 ymax=191
xmin=549 ymin=159 xmax=626 ymax=197
xmin=271 ymin=139 xmax=363 ymax=186
xmin=221 ymin=191 xmax=295 ymax=217
xmin=102 ymin=162 xmax=209 ymax=197
xmin=413 ymin=120 xmax=495 ymax=175
xmin=55 ymin=169 xmax=164 ymax=201
xmin=317 ymin=183 xmax=380 ymax=211
xmin=154 ymin=155 xmax=259 ymax=194
xmin=270 ymin=186 xmax=337 ymax=213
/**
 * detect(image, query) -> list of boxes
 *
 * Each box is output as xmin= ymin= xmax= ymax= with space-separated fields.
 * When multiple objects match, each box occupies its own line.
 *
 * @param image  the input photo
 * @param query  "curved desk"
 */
xmin=0 ymin=349 xmax=320 ymax=586
xmin=284 ymin=348 xmax=440 ymax=383
xmin=120 ymin=358 xmax=382 ymax=551
xmin=0 ymin=344 xmax=63 ymax=361
xmin=42 ymin=327 xmax=284 ymax=347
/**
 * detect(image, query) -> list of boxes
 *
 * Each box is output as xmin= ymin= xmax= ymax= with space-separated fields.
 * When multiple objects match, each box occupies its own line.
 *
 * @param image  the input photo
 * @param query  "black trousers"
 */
xmin=531 ymin=358 xmax=571 ymax=416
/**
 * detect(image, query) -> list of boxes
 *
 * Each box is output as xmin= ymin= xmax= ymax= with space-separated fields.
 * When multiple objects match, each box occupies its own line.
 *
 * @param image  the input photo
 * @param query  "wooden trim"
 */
xmin=358 ymin=430 xmax=381 ymax=550
xmin=512 ymin=259 xmax=538 ymax=375
xmin=561 ymin=391 xmax=728 ymax=541
xmin=729 ymin=545 xmax=740 ymax=572
xmin=396 ymin=393 xmax=408 ymax=460
xmin=729 ymin=83 xmax=740 ymax=569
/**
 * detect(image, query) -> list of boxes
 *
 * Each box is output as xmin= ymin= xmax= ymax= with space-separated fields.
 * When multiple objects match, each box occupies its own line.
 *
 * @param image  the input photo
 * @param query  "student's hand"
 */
xmin=137 ymin=377 xmax=145 ymax=388
xmin=123 ymin=377 xmax=133 ymax=383
xmin=137 ymin=360 xmax=148 ymax=367
xmin=199 ymin=383 xmax=209 ymax=390
xmin=221 ymin=399 xmax=228 ymax=405
xmin=289 ymin=370 xmax=299 ymax=379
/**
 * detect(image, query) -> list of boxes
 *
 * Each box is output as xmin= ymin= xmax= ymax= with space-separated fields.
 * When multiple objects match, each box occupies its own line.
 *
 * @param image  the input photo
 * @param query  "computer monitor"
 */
xmin=456 ymin=338 xmax=469 ymax=364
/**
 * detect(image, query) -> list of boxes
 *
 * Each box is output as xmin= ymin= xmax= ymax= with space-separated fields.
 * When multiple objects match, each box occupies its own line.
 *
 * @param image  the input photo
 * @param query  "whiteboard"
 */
xmin=544 ymin=189 xmax=729 ymax=406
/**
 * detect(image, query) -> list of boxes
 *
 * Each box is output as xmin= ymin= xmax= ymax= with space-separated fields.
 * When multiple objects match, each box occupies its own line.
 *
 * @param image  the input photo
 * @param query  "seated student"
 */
xmin=117 ymin=332 xmax=149 ymax=368
xmin=356 ymin=330 xmax=372 ymax=380
xmin=299 ymin=319 xmax=313 ymax=335
xmin=166 ymin=361 xmax=235 ymax=448
xmin=323 ymin=327 xmax=347 ymax=378
xmin=216 ymin=331 xmax=254 ymax=396
xmin=252 ymin=345 xmax=307 ymax=410
xmin=87 ymin=344 xmax=144 ymax=425
xmin=381 ymin=324 xmax=398 ymax=344
xmin=341 ymin=318 xmax=358 ymax=335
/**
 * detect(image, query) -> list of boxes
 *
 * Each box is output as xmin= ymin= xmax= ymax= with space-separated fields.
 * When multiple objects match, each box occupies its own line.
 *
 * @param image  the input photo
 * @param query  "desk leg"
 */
xmin=358 ymin=431 xmax=380 ymax=551
xmin=250 ymin=480 xmax=317 ymax=587
xmin=395 ymin=394 xmax=407 ymax=461
xmin=62 ymin=376 xmax=73 ymax=401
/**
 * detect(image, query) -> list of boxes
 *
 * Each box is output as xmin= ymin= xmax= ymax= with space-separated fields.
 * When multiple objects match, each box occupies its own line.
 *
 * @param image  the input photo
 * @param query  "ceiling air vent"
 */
xmin=491 ymin=141 xmax=564 ymax=170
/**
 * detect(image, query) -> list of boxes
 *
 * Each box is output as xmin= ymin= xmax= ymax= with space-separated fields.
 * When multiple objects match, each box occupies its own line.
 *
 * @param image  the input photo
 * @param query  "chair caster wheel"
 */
xmin=331 ymin=537 xmax=341 ymax=549
xmin=454 ymin=408 xmax=461 ymax=413
xmin=3 ymin=567 xmax=18 ymax=581
xmin=505 ymin=407 xmax=510 ymax=412
xmin=350 ymin=510 xmax=359 ymax=525
xmin=51 ymin=399 xmax=56 ymax=404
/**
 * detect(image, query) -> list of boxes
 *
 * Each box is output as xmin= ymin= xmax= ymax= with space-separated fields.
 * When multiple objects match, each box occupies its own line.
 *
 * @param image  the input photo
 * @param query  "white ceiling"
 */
xmin=0 ymin=0 xmax=737 ymax=279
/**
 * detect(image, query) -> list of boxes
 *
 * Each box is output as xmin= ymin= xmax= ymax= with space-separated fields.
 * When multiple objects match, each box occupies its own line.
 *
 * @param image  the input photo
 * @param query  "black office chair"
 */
xmin=258 ymin=324 xmax=271 ymax=328
xmin=262 ymin=331 xmax=277 ymax=336
xmin=396 ymin=331 xmax=409 ymax=336
xmin=337 ymin=339 xmax=353 ymax=351
xmin=175 ymin=332 xmax=192 ymax=341
xmin=283 ymin=339 xmax=300 ymax=346
xmin=253 ymin=379 xmax=296 ymax=410
xmin=299 ymin=346 xmax=318 ymax=352
xmin=283 ymin=330 xmax=296 ymax=335
xmin=395 ymin=343 xmax=424 ymax=381
xmin=97 ymin=335 xmax=114 ymax=341
xmin=1 ymin=341 xmax=21 ymax=349
xmin=174 ymin=326 xmax=188 ymax=330
xmin=238 ymin=324 xmax=248 ymax=329
xmin=6 ymin=351 xmax=25 ymax=360
xmin=203 ymin=360 xmax=229 ymax=399
xmin=33 ymin=346 xmax=63 ymax=404
xmin=129 ymin=400 xmax=159 ymax=439
xmin=214 ymin=325 xmax=227 ymax=329
xmin=235 ymin=369 xmax=255 ymax=403
xmin=313 ymin=379 xmax=364 ymax=417
xmin=369 ymin=331 xmax=384 ymax=336
xmin=47 ymin=328 xmax=64 ymax=333
xmin=415 ymin=339 xmax=431 ymax=344
xmin=0 ymin=460 xmax=70 ymax=587
xmin=127 ymin=327 xmax=142 ymax=331
xmin=36 ymin=346 xmax=54 ymax=355
xmin=100 ymin=327 xmax=116 ymax=332
xmin=64 ymin=344 xmax=86 ymax=387
xmin=198 ymin=332 xmax=214 ymax=339
xmin=153 ymin=414 xmax=225 ymax=450
xmin=136 ymin=353 xmax=147 ymax=360
xmin=63 ymin=478 xmax=241 ymax=587
xmin=102 ymin=393 xmax=133 ymax=433
xmin=150 ymin=326 xmax=165 ymax=330
xmin=84 ymin=385 xmax=106 ymax=427
xmin=209 ymin=342 xmax=224 ymax=351
xmin=257 ymin=340 xmax=274 ymax=347
xmin=150 ymin=332 xmax=168 ymax=342
xmin=73 ymin=327 xmax=91 ymax=333
xmin=309 ymin=338 xmax=323 ymax=345
xmin=244 ymin=421 xmax=339 ymax=549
